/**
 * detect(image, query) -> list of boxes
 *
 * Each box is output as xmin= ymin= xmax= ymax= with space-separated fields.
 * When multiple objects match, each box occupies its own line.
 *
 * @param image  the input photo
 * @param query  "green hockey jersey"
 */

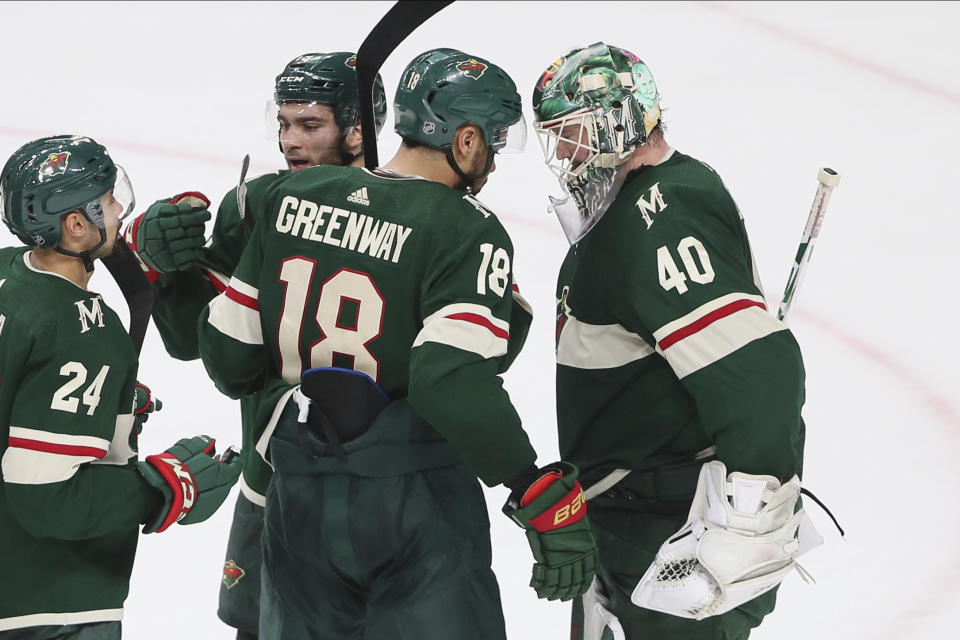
xmin=198 ymin=165 xmax=536 ymax=486
xmin=0 ymin=247 xmax=159 ymax=631
xmin=150 ymin=172 xmax=290 ymax=502
xmin=555 ymin=150 xmax=805 ymax=488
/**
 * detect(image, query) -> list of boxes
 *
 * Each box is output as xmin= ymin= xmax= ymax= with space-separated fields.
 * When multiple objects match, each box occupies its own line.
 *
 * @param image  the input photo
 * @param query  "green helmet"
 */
xmin=394 ymin=48 xmax=525 ymax=153
xmin=1 ymin=135 xmax=126 ymax=248
xmin=532 ymin=42 xmax=661 ymax=183
xmin=274 ymin=52 xmax=387 ymax=134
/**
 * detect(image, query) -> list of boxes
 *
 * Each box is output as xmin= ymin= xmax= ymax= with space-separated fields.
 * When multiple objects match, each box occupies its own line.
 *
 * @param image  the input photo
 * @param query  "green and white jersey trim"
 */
xmin=413 ymin=302 xmax=510 ymax=359
xmin=652 ymin=292 xmax=785 ymax=379
xmin=0 ymin=608 xmax=123 ymax=632
xmin=238 ymin=474 xmax=266 ymax=508
xmin=3 ymin=427 xmax=111 ymax=484
xmin=207 ymin=277 xmax=263 ymax=346
xmin=557 ymin=313 xmax=655 ymax=369
xmin=22 ymin=251 xmax=85 ymax=288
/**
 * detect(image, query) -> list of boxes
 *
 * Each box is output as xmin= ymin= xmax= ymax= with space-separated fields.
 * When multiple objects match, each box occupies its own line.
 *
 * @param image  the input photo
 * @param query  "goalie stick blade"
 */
xmin=356 ymin=0 xmax=454 ymax=169
xmin=101 ymin=241 xmax=155 ymax=355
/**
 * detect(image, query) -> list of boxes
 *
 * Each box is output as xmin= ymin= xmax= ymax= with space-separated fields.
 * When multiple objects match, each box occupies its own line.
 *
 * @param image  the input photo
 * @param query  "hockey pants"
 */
xmin=259 ymin=464 xmax=506 ymax=639
xmin=218 ymin=492 xmax=264 ymax=637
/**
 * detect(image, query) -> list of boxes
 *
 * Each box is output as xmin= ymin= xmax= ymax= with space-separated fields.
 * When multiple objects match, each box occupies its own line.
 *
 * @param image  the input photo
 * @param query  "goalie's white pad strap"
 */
xmin=631 ymin=461 xmax=822 ymax=620
xmin=581 ymin=577 xmax=626 ymax=640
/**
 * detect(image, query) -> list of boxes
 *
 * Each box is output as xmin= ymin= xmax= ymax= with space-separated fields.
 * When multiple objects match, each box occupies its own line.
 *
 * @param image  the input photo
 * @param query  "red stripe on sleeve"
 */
xmin=658 ymin=299 xmax=767 ymax=351
xmin=204 ymin=270 xmax=228 ymax=293
xmin=8 ymin=437 xmax=107 ymax=459
xmin=225 ymin=286 xmax=259 ymax=310
xmin=444 ymin=312 xmax=510 ymax=340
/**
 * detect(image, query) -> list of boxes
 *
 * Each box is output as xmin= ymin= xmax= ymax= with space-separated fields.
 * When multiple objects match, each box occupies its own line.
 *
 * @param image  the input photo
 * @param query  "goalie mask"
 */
xmin=532 ymin=43 xmax=661 ymax=243
xmin=1 ymin=135 xmax=134 ymax=255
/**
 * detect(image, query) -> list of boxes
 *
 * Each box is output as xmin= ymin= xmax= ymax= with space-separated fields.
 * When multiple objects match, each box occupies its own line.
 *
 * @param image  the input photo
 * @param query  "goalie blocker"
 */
xmin=631 ymin=461 xmax=823 ymax=620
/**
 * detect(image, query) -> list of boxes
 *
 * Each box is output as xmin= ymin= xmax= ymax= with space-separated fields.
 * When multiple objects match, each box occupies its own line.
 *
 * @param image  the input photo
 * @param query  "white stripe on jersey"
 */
xmin=557 ymin=315 xmax=655 ymax=369
xmin=652 ymin=293 xmax=785 ymax=379
xmin=207 ymin=280 xmax=263 ymax=346
xmin=413 ymin=302 xmax=510 ymax=359
xmin=239 ymin=475 xmax=266 ymax=508
xmin=0 ymin=608 xmax=124 ymax=632
xmin=3 ymin=427 xmax=111 ymax=485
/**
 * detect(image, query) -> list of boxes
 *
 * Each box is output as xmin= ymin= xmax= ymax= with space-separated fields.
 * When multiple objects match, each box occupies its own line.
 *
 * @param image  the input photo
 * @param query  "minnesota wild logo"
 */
xmin=345 ymin=55 xmax=357 ymax=68
xmin=38 ymin=152 xmax=70 ymax=180
xmin=222 ymin=559 xmax=246 ymax=590
xmin=457 ymin=59 xmax=487 ymax=80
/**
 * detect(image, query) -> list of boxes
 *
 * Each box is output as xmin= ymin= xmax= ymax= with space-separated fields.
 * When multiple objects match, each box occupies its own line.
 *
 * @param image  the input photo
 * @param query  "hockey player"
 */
xmin=0 ymin=135 xmax=241 ymax=638
xmin=197 ymin=48 xmax=598 ymax=639
xmin=119 ymin=53 xmax=388 ymax=640
xmin=532 ymin=43 xmax=816 ymax=639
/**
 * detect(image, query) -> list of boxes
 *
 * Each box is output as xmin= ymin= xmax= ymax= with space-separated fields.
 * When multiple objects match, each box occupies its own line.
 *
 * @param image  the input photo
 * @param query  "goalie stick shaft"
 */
xmin=357 ymin=0 xmax=454 ymax=170
xmin=777 ymin=167 xmax=841 ymax=322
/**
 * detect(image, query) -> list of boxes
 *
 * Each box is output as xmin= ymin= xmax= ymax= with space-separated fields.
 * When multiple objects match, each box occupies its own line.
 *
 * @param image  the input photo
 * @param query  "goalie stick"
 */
xmin=777 ymin=167 xmax=841 ymax=322
xmin=102 ymin=241 xmax=154 ymax=355
xmin=356 ymin=0 xmax=454 ymax=170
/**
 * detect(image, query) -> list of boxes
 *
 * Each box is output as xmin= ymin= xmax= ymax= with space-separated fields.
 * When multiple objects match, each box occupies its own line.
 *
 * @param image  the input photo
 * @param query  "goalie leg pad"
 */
xmin=631 ymin=461 xmax=822 ymax=620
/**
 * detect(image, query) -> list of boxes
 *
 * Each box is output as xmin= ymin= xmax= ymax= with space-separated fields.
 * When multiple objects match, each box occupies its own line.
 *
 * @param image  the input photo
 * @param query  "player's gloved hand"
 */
xmin=123 ymin=191 xmax=211 ymax=281
xmin=132 ymin=381 xmax=162 ymax=435
xmin=137 ymin=435 xmax=241 ymax=534
xmin=502 ymin=462 xmax=598 ymax=601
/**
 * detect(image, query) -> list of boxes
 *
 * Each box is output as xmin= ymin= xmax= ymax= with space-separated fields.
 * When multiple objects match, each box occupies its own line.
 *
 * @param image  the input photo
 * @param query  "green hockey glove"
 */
xmin=138 ymin=435 xmax=241 ymax=533
xmin=503 ymin=462 xmax=598 ymax=601
xmin=123 ymin=191 xmax=211 ymax=281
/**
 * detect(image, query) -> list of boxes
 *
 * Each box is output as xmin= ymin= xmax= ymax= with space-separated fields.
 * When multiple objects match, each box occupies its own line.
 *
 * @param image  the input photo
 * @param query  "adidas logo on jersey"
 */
xmin=347 ymin=187 xmax=370 ymax=206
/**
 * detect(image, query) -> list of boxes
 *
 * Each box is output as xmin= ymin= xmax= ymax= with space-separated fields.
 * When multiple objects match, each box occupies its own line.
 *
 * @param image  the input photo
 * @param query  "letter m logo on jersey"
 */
xmin=635 ymin=182 xmax=668 ymax=229
xmin=75 ymin=298 xmax=105 ymax=333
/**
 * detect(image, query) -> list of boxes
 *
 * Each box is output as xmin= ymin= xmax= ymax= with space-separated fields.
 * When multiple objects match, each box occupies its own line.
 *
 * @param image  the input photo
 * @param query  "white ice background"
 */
xmin=2 ymin=2 xmax=958 ymax=638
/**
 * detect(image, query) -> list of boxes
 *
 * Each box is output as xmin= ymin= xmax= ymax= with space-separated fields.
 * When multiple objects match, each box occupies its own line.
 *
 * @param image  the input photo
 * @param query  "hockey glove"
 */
xmin=133 ymin=382 xmax=162 ymax=435
xmin=503 ymin=462 xmax=598 ymax=601
xmin=138 ymin=435 xmax=241 ymax=533
xmin=123 ymin=191 xmax=211 ymax=281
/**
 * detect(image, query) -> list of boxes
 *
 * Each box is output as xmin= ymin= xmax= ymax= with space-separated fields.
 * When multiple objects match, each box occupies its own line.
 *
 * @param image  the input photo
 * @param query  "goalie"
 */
xmin=531 ymin=43 xmax=823 ymax=639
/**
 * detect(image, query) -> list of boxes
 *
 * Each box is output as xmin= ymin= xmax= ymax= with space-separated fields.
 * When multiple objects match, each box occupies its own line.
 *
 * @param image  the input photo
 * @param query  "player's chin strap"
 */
xmin=54 ymin=226 xmax=107 ymax=273
xmin=445 ymin=145 xmax=495 ymax=193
